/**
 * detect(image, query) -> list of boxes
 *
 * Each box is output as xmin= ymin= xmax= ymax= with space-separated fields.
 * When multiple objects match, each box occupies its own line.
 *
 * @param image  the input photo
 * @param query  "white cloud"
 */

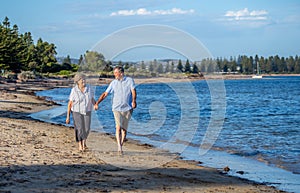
xmin=225 ymin=8 xmax=268 ymax=21
xmin=110 ymin=8 xmax=195 ymax=16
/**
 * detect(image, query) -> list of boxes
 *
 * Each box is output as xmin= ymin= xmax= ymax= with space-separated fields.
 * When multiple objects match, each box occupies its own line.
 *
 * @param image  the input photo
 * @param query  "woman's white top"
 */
xmin=69 ymin=84 xmax=94 ymax=115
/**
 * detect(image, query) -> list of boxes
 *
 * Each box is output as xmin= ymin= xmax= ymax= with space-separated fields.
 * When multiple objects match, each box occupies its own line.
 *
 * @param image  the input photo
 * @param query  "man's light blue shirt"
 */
xmin=105 ymin=76 xmax=135 ymax=112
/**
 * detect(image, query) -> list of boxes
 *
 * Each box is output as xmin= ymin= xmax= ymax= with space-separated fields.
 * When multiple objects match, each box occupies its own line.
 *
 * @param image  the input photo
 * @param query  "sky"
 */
xmin=1 ymin=0 xmax=300 ymax=61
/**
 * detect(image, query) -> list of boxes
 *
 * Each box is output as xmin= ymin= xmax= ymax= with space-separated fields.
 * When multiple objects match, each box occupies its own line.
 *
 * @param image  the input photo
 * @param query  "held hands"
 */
xmin=66 ymin=117 xmax=70 ymax=124
xmin=132 ymin=101 xmax=137 ymax=109
xmin=94 ymin=103 xmax=99 ymax=111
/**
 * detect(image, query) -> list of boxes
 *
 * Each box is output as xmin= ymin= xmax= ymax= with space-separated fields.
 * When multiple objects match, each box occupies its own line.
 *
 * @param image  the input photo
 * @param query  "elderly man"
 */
xmin=94 ymin=66 xmax=137 ymax=155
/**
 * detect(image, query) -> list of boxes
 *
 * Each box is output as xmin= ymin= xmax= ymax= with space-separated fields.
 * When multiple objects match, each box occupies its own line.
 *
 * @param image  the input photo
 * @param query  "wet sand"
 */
xmin=0 ymin=78 xmax=286 ymax=193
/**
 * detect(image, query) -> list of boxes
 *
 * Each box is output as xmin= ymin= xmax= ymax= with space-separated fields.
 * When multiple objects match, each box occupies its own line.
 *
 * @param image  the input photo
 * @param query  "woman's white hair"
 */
xmin=74 ymin=73 xmax=86 ymax=83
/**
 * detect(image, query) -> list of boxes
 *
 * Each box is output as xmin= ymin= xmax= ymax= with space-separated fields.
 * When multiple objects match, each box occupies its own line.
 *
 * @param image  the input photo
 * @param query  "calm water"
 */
xmin=32 ymin=76 xmax=300 ymax=192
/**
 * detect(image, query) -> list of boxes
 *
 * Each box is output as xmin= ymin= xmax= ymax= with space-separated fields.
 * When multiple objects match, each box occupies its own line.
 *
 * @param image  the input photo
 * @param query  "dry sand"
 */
xmin=0 ymin=78 xmax=286 ymax=193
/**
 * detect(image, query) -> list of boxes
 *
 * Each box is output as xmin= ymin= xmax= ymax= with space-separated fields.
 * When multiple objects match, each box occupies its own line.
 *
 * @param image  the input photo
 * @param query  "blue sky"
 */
xmin=1 ymin=0 xmax=299 ymax=61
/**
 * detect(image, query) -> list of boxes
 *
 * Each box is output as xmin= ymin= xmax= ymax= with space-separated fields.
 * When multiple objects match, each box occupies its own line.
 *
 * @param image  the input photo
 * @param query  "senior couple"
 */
xmin=66 ymin=66 xmax=136 ymax=154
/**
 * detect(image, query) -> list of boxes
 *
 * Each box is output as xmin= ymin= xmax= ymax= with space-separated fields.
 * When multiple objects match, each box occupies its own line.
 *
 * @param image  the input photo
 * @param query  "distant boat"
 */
xmin=252 ymin=74 xmax=263 ymax=79
xmin=252 ymin=61 xmax=263 ymax=79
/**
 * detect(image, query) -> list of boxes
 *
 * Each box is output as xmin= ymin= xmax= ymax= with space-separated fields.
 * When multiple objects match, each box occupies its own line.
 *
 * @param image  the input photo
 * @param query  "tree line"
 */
xmin=1 ymin=16 xmax=299 ymax=77
xmin=214 ymin=55 xmax=300 ymax=74
xmin=121 ymin=54 xmax=300 ymax=76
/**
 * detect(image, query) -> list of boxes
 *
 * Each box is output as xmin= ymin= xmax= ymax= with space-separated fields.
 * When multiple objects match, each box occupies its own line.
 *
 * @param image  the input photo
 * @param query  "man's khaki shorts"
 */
xmin=113 ymin=109 xmax=133 ymax=130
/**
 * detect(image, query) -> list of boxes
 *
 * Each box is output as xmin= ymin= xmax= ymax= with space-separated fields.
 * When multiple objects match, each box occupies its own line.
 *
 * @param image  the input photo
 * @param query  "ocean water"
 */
xmin=31 ymin=76 xmax=300 ymax=193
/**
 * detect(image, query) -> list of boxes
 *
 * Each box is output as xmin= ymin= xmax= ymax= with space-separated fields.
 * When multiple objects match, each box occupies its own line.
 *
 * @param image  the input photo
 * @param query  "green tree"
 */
xmin=124 ymin=62 xmax=130 ymax=70
xmin=254 ymin=54 xmax=259 ymax=74
xmin=165 ymin=62 xmax=170 ymax=73
xmin=11 ymin=24 xmax=24 ymax=72
xmin=200 ymin=59 xmax=207 ymax=73
xmin=227 ymin=56 xmax=234 ymax=72
xmin=63 ymin=55 xmax=71 ymax=65
xmin=273 ymin=55 xmax=280 ymax=73
xmin=0 ymin=18 xmax=20 ymax=72
xmin=141 ymin=61 xmax=146 ymax=71
xmin=286 ymin=56 xmax=295 ymax=73
xmin=184 ymin=59 xmax=191 ymax=73
xmin=80 ymin=51 xmax=105 ymax=72
xmin=265 ymin=56 xmax=273 ymax=73
xmin=294 ymin=55 xmax=300 ymax=73
xmin=258 ymin=56 xmax=266 ymax=74
xmin=103 ymin=63 xmax=113 ymax=72
xmin=0 ymin=25 xmax=11 ymax=70
xmin=61 ymin=55 xmax=72 ymax=71
xmin=205 ymin=59 xmax=215 ymax=73
xmin=170 ymin=61 xmax=175 ymax=73
xmin=78 ymin=55 xmax=83 ymax=65
xmin=118 ymin=61 xmax=122 ymax=67
xmin=279 ymin=57 xmax=287 ymax=73
xmin=240 ymin=56 xmax=253 ymax=74
xmin=215 ymin=57 xmax=223 ymax=72
xmin=20 ymin=32 xmax=35 ymax=70
xmin=192 ymin=62 xmax=199 ymax=74
xmin=230 ymin=60 xmax=237 ymax=72
xmin=223 ymin=59 xmax=229 ymax=73
xmin=157 ymin=63 xmax=163 ymax=73
xmin=35 ymin=38 xmax=57 ymax=73
xmin=149 ymin=62 xmax=154 ymax=72
xmin=177 ymin=59 xmax=183 ymax=72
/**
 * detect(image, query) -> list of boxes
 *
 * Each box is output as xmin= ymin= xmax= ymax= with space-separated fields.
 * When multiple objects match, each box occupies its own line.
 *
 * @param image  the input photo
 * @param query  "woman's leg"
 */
xmin=83 ymin=112 xmax=91 ymax=149
xmin=72 ymin=112 xmax=85 ymax=151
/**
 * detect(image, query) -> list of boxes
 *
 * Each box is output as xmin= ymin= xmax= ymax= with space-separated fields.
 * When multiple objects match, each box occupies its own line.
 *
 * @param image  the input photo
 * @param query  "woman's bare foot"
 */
xmin=79 ymin=141 xmax=84 ymax=151
xmin=83 ymin=140 xmax=88 ymax=150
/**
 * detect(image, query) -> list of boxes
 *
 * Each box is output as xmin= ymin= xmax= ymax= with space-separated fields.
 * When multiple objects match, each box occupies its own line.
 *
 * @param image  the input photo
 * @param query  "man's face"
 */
xmin=114 ymin=69 xmax=123 ymax=80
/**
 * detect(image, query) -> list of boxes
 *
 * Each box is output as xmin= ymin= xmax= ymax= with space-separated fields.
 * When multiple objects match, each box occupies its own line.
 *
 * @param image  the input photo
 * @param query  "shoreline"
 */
xmin=0 ymin=78 xmax=290 ymax=192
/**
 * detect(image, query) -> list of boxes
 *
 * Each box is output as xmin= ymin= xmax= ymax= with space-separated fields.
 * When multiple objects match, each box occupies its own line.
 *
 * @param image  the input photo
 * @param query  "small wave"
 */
xmin=231 ymin=150 xmax=261 ymax=157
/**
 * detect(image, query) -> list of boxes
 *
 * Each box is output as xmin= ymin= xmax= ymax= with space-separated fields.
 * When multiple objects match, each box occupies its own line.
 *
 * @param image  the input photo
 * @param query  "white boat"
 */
xmin=252 ymin=74 xmax=263 ymax=79
xmin=252 ymin=61 xmax=263 ymax=79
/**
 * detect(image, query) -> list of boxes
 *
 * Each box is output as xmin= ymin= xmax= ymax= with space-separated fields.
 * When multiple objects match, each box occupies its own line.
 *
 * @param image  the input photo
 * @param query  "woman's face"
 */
xmin=78 ymin=78 xmax=86 ymax=87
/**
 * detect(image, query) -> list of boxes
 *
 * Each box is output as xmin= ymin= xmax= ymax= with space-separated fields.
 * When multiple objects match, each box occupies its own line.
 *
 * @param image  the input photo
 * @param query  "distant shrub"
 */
xmin=17 ymin=71 xmax=36 ymax=81
xmin=58 ymin=70 xmax=72 ymax=76
xmin=150 ymin=72 xmax=157 ymax=77
xmin=7 ymin=73 xmax=17 ymax=80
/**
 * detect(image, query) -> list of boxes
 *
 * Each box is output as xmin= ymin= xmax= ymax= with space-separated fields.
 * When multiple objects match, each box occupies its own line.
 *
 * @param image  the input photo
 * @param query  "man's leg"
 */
xmin=120 ymin=109 xmax=132 ymax=147
xmin=120 ymin=128 xmax=127 ymax=146
xmin=115 ymin=124 xmax=123 ymax=153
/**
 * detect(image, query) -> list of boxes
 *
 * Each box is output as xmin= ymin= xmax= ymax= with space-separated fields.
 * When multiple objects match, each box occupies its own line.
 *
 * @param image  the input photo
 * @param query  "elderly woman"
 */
xmin=66 ymin=73 xmax=95 ymax=151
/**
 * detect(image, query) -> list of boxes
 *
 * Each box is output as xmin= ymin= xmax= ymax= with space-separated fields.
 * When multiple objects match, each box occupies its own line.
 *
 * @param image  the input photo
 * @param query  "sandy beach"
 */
xmin=0 ymin=77 xmax=286 ymax=193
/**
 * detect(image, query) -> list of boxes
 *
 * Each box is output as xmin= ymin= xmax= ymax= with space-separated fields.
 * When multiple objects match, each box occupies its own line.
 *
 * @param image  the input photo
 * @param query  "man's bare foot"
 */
xmin=117 ymin=146 xmax=123 ymax=155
